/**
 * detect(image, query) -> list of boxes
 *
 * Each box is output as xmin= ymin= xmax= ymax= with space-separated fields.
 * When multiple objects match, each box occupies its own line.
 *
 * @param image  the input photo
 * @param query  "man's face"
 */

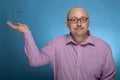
xmin=66 ymin=8 xmax=90 ymax=37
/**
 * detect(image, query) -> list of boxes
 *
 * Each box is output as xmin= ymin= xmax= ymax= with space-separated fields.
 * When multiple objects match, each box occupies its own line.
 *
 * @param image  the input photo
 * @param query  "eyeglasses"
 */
xmin=67 ymin=17 xmax=89 ymax=24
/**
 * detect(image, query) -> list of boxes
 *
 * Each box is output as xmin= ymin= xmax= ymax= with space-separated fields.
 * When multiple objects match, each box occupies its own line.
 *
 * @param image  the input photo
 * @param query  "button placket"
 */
xmin=71 ymin=44 xmax=82 ymax=80
xmin=77 ymin=45 xmax=82 ymax=80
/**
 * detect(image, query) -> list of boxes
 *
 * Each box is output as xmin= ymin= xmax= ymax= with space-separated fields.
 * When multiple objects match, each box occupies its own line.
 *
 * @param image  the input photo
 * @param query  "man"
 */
xmin=7 ymin=7 xmax=116 ymax=80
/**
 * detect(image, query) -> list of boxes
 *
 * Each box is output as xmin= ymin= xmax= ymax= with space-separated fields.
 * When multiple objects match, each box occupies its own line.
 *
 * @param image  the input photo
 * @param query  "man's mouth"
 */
xmin=75 ymin=28 xmax=84 ymax=30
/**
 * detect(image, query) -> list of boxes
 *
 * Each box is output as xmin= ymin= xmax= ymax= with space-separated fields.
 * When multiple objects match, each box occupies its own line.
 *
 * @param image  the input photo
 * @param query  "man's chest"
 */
xmin=54 ymin=45 xmax=105 ymax=78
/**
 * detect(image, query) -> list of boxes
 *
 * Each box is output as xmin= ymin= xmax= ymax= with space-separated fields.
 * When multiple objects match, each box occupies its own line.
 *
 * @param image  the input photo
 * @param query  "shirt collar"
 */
xmin=65 ymin=33 xmax=95 ymax=46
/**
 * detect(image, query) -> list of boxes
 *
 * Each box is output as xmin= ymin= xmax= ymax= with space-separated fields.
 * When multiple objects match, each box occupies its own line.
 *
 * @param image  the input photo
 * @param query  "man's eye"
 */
xmin=72 ymin=19 xmax=76 ymax=21
xmin=81 ymin=18 xmax=87 ymax=22
xmin=81 ymin=18 xmax=85 ymax=21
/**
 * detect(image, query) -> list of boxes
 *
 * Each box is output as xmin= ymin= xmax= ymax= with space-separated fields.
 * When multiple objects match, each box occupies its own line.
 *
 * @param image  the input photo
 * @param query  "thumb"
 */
xmin=17 ymin=22 xmax=23 ymax=26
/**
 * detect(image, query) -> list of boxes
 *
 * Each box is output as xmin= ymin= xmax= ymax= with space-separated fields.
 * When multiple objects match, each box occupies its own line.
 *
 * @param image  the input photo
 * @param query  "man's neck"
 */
xmin=71 ymin=33 xmax=89 ymax=44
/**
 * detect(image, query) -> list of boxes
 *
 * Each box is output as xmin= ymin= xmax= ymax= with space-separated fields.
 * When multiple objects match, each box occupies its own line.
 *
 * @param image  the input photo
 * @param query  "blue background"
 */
xmin=0 ymin=0 xmax=120 ymax=80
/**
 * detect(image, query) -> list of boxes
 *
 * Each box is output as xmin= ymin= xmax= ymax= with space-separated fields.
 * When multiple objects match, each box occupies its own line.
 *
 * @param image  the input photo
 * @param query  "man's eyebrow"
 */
xmin=69 ymin=17 xmax=77 ymax=18
xmin=69 ymin=16 xmax=88 ymax=19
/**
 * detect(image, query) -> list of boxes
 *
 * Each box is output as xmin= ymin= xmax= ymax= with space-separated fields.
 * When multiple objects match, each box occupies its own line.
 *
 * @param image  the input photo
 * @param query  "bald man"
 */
xmin=7 ymin=7 xmax=116 ymax=80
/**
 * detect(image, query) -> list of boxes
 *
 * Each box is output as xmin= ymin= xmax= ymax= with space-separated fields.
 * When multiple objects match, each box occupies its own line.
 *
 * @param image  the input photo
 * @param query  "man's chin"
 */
xmin=74 ymin=33 xmax=87 ymax=37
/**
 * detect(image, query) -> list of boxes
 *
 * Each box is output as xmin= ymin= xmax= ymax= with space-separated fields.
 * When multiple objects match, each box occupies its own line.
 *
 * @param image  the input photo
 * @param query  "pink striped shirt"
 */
xmin=23 ymin=31 xmax=116 ymax=80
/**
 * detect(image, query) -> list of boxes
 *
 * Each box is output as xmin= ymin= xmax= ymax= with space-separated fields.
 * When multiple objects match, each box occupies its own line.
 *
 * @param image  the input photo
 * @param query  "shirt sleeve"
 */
xmin=23 ymin=31 xmax=55 ymax=67
xmin=101 ymin=44 xmax=116 ymax=80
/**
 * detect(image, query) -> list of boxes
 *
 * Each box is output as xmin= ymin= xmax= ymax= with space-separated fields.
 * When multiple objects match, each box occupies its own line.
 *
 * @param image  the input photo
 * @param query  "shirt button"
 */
xmin=77 ymin=63 xmax=79 ymax=67
xmin=77 ymin=75 xmax=80 ymax=79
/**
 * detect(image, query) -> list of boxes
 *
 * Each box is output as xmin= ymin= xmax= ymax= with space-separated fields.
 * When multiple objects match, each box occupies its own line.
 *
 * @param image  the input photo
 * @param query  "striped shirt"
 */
xmin=23 ymin=31 xmax=116 ymax=80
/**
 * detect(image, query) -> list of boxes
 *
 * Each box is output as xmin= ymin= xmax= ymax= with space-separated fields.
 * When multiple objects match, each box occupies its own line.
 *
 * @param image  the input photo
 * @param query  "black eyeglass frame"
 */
xmin=67 ymin=17 xmax=89 ymax=23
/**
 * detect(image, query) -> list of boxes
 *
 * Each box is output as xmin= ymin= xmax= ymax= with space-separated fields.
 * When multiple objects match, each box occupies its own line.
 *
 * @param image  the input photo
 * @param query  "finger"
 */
xmin=17 ymin=22 xmax=23 ymax=26
xmin=7 ymin=21 xmax=17 ymax=29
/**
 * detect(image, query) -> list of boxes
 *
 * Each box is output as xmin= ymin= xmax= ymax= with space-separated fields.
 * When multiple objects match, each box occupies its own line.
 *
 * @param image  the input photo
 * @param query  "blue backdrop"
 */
xmin=0 ymin=0 xmax=120 ymax=80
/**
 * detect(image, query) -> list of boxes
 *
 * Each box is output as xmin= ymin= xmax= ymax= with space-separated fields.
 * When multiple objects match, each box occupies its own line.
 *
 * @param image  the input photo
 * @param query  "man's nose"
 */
xmin=77 ymin=20 xmax=82 ymax=27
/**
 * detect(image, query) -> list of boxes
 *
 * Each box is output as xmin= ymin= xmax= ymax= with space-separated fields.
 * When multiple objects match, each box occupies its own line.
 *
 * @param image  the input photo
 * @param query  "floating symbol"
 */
xmin=14 ymin=9 xmax=23 ymax=22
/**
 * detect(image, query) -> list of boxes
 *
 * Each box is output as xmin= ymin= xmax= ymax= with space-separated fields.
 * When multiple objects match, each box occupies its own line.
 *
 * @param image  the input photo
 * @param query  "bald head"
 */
xmin=67 ymin=7 xmax=89 ymax=20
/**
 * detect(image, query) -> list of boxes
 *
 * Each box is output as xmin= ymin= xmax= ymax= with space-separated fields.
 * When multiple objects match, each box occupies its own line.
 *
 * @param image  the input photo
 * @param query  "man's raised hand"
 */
xmin=7 ymin=21 xmax=29 ymax=33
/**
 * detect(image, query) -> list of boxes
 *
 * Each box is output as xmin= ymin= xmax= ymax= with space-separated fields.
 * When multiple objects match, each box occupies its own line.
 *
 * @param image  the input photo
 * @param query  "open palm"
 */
xmin=7 ymin=21 xmax=29 ymax=33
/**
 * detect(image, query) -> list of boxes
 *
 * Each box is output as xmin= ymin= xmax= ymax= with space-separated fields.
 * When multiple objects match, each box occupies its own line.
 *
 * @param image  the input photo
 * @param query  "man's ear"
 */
xmin=65 ymin=21 xmax=69 ymax=28
xmin=88 ymin=20 xmax=90 ymax=23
